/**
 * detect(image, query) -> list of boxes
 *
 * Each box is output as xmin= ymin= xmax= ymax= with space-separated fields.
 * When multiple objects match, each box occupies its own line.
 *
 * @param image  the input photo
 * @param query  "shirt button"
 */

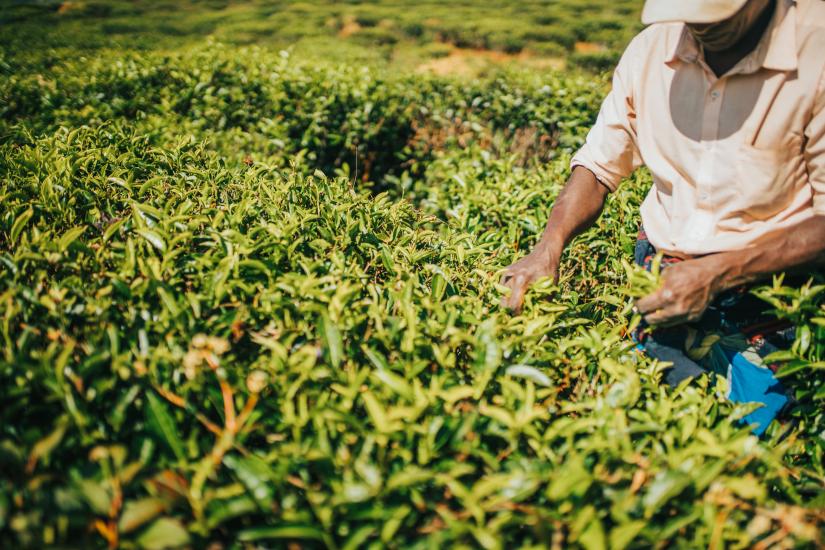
xmin=710 ymin=91 xmax=720 ymax=100
xmin=700 ymin=192 xmax=709 ymax=200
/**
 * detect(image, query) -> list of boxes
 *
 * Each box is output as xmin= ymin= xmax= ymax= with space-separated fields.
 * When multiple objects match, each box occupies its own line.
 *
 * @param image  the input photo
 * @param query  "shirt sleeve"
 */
xmin=807 ymin=65 xmax=825 ymax=215
xmin=570 ymin=35 xmax=644 ymax=192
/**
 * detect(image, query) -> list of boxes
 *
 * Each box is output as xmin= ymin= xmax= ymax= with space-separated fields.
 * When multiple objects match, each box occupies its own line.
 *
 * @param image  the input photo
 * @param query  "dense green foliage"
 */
xmin=1 ymin=0 xmax=641 ymax=71
xmin=1 ymin=3 xmax=824 ymax=549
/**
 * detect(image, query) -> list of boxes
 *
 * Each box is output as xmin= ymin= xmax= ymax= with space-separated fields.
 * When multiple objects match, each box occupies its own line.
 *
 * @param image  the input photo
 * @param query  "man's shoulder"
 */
xmin=796 ymin=0 xmax=825 ymax=74
xmin=632 ymin=22 xmax=684 ymax=44
xmin=625 ymin=22 xmax=684 ymax=56
xmin=796 ymin=0 xmax=825 ymax=29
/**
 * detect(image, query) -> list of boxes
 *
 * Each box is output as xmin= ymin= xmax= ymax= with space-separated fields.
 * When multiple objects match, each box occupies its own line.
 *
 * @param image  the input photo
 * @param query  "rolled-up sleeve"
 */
xmin=571 ymin=37 xmax=643 ymax=192
xmin=807 ymin=66 xmax=825 ymax=215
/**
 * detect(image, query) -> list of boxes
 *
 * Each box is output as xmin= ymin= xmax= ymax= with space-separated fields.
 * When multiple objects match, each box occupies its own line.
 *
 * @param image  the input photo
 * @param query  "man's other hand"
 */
xmin=501 ymin=248 xmax=559 ymax=314
xmin=635 ymin=258 xmax=721 ymax=326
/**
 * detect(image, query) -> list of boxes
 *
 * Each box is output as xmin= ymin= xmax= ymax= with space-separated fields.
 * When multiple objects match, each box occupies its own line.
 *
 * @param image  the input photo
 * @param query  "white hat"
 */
xmin=641 ymin=0 xmax=751 ymax=24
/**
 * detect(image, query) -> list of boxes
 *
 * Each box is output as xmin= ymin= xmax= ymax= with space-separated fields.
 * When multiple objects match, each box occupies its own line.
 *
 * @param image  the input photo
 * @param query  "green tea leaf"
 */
xmin=58 ymin=226 xmax=85 ymax=252
xmin=144 ymin=392 xmax=185 ymax=462
xmin=78 ymin=479 xmax=112 ymax=516
xmin=135 ymin=229 xmax=166 ymax=252
xmin=237 ymin=525 xmax=326 ymax=541
xmin=320 ymin=312 xmax=344 ymax=367
xmin=10 ymin=207 xmax=33 ymax=244
xmin=137 ymin=517 xmax=191 ymax=549
xmin=643 ymin=471 xmax=691 ymax=517
xmin=223 ymin=454 xmax=275 ymax=508
xmin=609 ymin=521 xmax=646 ymax=550
xmin=119 ymin=498 xmax=168 ymax=534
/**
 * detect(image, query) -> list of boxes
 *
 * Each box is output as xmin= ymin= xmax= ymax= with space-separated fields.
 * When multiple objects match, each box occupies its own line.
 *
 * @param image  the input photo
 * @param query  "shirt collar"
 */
xmin=666 ymin=0 xmax=798 ymax=73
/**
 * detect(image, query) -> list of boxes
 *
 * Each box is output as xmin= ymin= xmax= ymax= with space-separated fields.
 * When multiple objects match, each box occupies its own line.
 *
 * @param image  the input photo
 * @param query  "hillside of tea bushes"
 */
xmin=1 ymin=10 xmax=825 ymax=550
xmin=1 ymin=0 xmax=643 ymax=72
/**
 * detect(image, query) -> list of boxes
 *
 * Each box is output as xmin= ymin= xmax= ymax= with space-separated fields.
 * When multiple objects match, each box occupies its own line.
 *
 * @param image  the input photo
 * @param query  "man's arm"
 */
xmin=501 ymin=30 xmax=645 ymax=313
xmin=501 ymin=166 xmax=609 ymax=313
xmin=636 ymin=216 xmax=825 ymax=326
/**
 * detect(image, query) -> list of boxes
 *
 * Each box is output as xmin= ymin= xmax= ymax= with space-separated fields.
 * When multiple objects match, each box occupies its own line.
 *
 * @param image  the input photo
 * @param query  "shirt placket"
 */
xmin=687 ymin=71 xmax=726 ymax=242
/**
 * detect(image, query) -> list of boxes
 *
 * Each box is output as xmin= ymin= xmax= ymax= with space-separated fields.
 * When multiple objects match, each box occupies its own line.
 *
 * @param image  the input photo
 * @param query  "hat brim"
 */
xmin=641 ymin=0 xmax=750 ymax=25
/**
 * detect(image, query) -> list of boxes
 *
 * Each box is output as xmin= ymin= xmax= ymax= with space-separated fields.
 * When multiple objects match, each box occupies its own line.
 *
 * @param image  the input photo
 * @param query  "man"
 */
xmin=502 ymin=0 xmax=825 ymax=435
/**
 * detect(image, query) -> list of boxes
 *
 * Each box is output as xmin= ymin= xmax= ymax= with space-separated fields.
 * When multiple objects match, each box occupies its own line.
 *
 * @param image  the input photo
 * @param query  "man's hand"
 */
xmin=635 ymin=258 xmax=721 ymax=326
xmin=501 ymin=248 xmax=559 ymax=314
xmin=499 ymin=166 xmax=609 ymax=314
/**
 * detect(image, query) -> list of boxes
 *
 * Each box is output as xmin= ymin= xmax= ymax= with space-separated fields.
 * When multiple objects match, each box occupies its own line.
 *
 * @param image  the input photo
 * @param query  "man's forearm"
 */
xmin=535 ymin=166 xmax=610 ymax=258
xmin=703 ymin=216 xmax=825 ymax=292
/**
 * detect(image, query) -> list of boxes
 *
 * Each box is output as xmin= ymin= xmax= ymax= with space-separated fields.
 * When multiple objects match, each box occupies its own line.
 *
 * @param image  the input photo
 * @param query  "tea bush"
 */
xmin=0 ymin=46 xmax=605 ymax=187
xmin=0 ymin=27 xmax=823 ymax=550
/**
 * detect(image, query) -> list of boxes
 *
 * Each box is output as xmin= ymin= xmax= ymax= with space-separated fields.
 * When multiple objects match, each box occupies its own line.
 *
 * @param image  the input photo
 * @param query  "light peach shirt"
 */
xmin=571 ymin=0 xmax=825 ymax=257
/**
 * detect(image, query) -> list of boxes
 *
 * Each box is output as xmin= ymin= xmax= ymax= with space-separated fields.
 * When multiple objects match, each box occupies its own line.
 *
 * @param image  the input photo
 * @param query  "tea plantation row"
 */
xmin=1 ymin=0 xmax=642 ymax=71
xmin=0 ymin=46 xmax=823 ymax=548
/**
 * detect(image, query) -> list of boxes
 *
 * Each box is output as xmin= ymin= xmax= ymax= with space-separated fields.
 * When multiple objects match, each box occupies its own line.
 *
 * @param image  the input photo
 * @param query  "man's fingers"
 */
xmin=635 ymin=288 xmax=669 ymax=314
xmin=499 ymin=271 xmax=520 ymax=309
xmin=504 ymin=274 xmax=528 ymax=312
xmin=501 ymin=267 xmax=554 ymax=313
xmin=643 ymin=306 xmax=685 ymax=327
xmin=499 ymin=273 xmax=513 ymax=304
